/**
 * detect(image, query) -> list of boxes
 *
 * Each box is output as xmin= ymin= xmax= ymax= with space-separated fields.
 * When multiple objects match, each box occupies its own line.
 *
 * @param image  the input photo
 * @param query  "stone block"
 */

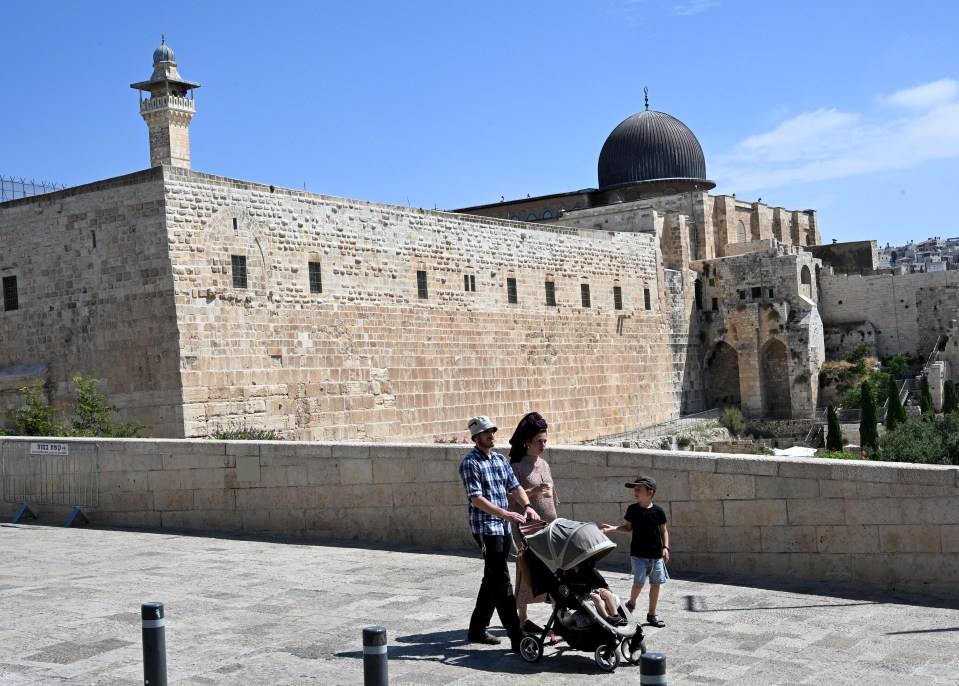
xmin=760 ymin=525 xmax=817 ymax=553
xmin=941 ymin=525 xmax=959 ymax=553
xmin=785 ymin=552 xmax=852 ymax=582
xmin=879 ymin=524 xmax=941 ymax=553
xmin=819 ymin=480 xmax=857 ymax=498
xmin=340 ymin=458 xmax=373 ymax=485
xmin=670 ymin=500 xmax=723 ymax=526
xmin=268 ymin=508 xmax=306 ymax=533
xmin=349 ymin=484 xmax=394 ymax=508
xmin=147 ymin=469 xmax=182 ymax=491
xmin=754 ymin=476 xmax=819 ymax=499
xmin=652 ymin=453 xmax=717 ymax=473
xmin=897 ymin=465 xmax=959 ymax=486
xmin=816 ymin=525 xmax=879 ymax=554
xmin=843 ymin=499 xmax=905 ymax=526
xmin=570 ymin=503 xmax=613 ymax=526
xmin=224 ymin=442 xmax=261 ymax=457
xmin=162 ymin=452 xmax=199 ymax=471
xmin=333 ymin=445 xmax=372 ymax=460
xmin=715 ymin=455 xmax=779 ymax=476
xmin=786 ymin=498 xmax=845 ymax=526
xmin=830 ymin=461 xmax=898 ymax=484
xmin=723 ymin=499 xmax=787 ymax=526
xmin=192 ymin=488 xmax=234 ymax=510
xmin=294 ymin=443 xmax=334 ymax=459
xmin=776 ymin=459 xmax=834 ymax=480
xmin=372 ymin=458 xmax=421 ymax=484
xmin=153 ymin=488 xmax=194 ymax=511
xmin=705 ymin=525 xmax=762 ymax=552
xmin=690 ymin=472 xmax=755 ymax=500
xmin=902 ymin=497 xmax=959 ymax=525
xmin=605 ymin=450 xmax=655 ymax=470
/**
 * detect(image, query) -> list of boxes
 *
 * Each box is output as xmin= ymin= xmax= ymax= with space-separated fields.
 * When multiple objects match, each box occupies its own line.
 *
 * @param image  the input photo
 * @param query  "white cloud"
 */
xmin=713 ymin=79 xmax=959 ymax=193
xmin=672 ymin=0 xmax=719 ymax=16
xmin=881 ymin=78 xmax=959 ymax=109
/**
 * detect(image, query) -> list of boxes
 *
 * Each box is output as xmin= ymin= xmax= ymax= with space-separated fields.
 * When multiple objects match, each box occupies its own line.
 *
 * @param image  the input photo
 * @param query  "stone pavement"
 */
xmin=2 ymin=523 xmax=958 ymax=685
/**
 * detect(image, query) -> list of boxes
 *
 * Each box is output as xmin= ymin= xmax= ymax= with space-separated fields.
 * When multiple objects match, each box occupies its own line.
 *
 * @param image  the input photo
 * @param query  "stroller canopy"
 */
xmin=525 ymin=518 xmax=617 ymax=573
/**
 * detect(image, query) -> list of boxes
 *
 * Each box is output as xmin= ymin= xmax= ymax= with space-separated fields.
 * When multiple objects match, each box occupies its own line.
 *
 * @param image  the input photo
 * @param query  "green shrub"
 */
xmin=825 ymin=405 xmax=843 ymax=451
xmin=211 ymin=421 xmax=284 ymax=440
xmin=719 ymin=408 xmax=745 ymax=436
xmin=817 ymin=450 xmax=866 ymax=460
xmin=676 ymin=435 xmax=692 ymax=449
xmin=942 ymin=381 xmax=959 ymax=415
xmin=13 ymin=383 xmax=65 ymax=436
xmin=10 ymin=376 xmax=145 ymax=438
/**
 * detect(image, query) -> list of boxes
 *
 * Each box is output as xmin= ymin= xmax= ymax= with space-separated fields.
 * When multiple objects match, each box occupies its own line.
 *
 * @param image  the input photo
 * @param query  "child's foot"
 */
xmin=606 ymin=615 xmax=626 ymax=626
xmin=646 ymin=613 xmax=666 ymax=627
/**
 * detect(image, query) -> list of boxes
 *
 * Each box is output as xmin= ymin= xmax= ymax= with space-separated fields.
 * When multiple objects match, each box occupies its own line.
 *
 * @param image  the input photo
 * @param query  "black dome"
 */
xmin=598 ymin=109 xmax=707 ymax=190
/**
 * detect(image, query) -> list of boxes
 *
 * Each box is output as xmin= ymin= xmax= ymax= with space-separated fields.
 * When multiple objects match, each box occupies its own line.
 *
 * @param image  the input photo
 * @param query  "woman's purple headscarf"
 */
xmin=508 ymin=411 xmax=549 ymax=461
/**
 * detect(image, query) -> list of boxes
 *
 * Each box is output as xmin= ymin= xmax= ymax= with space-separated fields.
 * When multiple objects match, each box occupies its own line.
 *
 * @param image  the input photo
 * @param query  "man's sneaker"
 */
xmin=624 ymin=601 xmax=636 ymax=613
xmin=467 ymin=630 xmax=502 ymax=645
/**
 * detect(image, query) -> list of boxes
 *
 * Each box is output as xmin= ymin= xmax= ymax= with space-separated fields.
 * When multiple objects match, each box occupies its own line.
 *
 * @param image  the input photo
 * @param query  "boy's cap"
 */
xmin=468 ymin=416 xmax=497 ymax=437
xmin=625 ymin=475 xmax=657 ymax=491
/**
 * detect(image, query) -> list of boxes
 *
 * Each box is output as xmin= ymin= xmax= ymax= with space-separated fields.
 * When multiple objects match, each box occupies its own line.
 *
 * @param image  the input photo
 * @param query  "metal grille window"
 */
xmin=581 ymin=283 xmax=591 ymax=308
xmin=507 ymin=277 xmax=518 ymax=304
xmin=417 ymin=270 xmax=429 ymax=299
xmin=545 ymin=281 xmax=556 ymax=307
xmin=613 ymin=286 xmax=623 ymax=311
xmin=644 ymin=288 xmax=651 ymax=310
xmin=2 ymin=275 xmax=18 ymax=311
xmin=231 ymin=255 xmax=248 ymax=289
xmin=309 ymin=261 xmax=322 ymax=293
xmin=464 ymin=274 xmax=476 ymax=292
xmin=751 ymin=286 xmax=762 ymax=299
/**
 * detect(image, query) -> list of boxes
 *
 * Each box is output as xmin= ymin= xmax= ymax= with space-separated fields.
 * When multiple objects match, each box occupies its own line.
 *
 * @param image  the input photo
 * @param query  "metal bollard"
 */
xmin=640 ymin=652 xmax=666 ymax=685
xmin=362 ymin=626 xmax=389 ymax=686
xmin=142 ymin=602 xmax=167 ymax=686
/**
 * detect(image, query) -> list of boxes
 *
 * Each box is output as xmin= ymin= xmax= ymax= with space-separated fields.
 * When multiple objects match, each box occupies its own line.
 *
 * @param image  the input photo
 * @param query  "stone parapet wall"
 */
xmin=2 ymin=438 xmax=957 ymax=596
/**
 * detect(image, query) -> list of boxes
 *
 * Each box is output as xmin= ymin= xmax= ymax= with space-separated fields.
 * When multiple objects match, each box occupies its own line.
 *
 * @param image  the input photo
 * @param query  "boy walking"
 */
xmin=601 ymin=475 xmax=670 ymax=627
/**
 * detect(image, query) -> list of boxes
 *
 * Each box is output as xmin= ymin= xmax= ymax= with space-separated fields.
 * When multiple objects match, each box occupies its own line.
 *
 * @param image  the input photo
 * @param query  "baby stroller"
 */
xmin=517 ymin=518 xmax=646 ymax=671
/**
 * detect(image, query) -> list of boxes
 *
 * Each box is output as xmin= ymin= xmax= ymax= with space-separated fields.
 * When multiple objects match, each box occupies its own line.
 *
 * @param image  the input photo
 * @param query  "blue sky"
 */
xmin=2 ymin=0 xmax=957 ymax=248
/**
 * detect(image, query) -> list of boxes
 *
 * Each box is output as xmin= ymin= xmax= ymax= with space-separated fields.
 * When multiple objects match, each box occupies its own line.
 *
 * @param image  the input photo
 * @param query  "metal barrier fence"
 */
xmin=1 ymin=440 xmax=99 ymax=526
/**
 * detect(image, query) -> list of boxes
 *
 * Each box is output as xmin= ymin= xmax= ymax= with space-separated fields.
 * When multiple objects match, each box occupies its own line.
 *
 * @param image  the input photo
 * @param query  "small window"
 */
xmin=308 ymin=261 xmax=322 ymax=294
xmin=510 ymin=215 xmax=520 ymax=221
xmin=231 ymin=255 xmax=248 ymax=289
xmin=581 ymin=283 xmax=591 ymax=308
xmin=738 ymin=289 xmax=747 ymax=300
xmin=768 ymin=288 xmax=774 ymax=299
xmin=543 ymin=211 xmax=553 ymax=220
xmin=417 ymin=270 xmax=429 ymax=299
xmin=545 ymin=281 xmax=556 ymax=307
xmin=2 ymin=275 xmax=19 ymax=312
xmin=507 ymin=277 xmax=518 ymax=304
xmin=751 ymin=286 xmax=761 ymax=299
xmin=464 ymin=274 xmax=476 ymax=292
xmin=643 ymin=288 xmax=651 ymax=310
xmin=711 ymin=297 xmax=718 ymax=311
xmin=527 ymin=213 xmax=537 ymax=221
xmin=613 ymin=286 xmax=623 ymax=311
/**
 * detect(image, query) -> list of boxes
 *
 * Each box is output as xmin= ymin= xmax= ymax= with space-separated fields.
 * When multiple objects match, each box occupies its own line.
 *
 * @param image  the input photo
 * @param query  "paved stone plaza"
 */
xmin=2 ymin=523 xmax=958 ymax=685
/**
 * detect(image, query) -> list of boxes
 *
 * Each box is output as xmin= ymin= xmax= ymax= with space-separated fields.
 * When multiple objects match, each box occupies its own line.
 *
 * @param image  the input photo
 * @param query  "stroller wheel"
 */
xmin=519 ymin=635 xmax=543 ymax=663
xmin=620 ymin=635 xmax=646 ymax=665
xmin=594 ymin=642 xmax=619 ymax=671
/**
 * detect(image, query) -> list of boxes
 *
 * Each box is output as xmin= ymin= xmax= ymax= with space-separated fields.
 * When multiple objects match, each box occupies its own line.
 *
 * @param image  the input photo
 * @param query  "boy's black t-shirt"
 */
xmin=624 ymin=503 xmax=667 ymax=559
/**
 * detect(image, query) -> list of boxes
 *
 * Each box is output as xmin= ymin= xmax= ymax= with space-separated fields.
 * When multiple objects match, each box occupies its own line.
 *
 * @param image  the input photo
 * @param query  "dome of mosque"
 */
xmin=597 ymin=108 xmax=708 ymax=190
xmin=153 ymin=38 xmax=176 ymax=65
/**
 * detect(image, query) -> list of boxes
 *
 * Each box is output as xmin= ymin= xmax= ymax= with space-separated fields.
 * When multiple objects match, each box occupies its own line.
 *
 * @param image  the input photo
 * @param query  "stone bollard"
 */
xmin=640 ymin=652 xmax=666 ymax=684
xmin=141 ymin=601 xmax=167 ymax=686
xmin=362 ymin=626 xmax=389 ymax=686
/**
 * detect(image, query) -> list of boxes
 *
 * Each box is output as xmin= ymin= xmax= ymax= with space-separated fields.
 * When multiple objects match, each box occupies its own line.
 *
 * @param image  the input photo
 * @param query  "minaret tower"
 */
xmin=130 ymin=37 xmax=201 ymax=169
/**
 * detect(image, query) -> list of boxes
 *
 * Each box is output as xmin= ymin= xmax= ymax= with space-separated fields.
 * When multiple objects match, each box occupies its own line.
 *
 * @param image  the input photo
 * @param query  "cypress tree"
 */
xmin=826 ymin=404 xmax=843 ymax=452
xmin=859 ymin=380 xmax=878 ymax=453
xmin=920 ymin=375 xmax=935 ymax=419
xmin=885 ymin=375 xmax=906 ymax=432
xmin=942 ymin=380 xmax=959 ymax=415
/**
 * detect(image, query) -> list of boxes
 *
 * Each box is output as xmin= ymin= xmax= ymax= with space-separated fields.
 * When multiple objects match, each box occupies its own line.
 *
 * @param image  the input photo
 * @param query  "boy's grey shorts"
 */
xmin=631 ymin=556 xmax=668 ymax=585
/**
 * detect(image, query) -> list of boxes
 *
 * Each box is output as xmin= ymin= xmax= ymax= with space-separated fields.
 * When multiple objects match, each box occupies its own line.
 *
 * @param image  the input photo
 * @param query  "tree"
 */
xmin=13 ymin=382 xmax=65 ymax=437
xmin=859 ymin=381 xmax=878 ymax=453
xmin=885 ymin=375 xmax=907 ymax=432
xmin=920 ymin=375 xmax=935 ymax=418
xmin=942 ymin=381 xmax=959 ymax=415
xmin=884 ymin=354 xmax=909 ymax=379
xmin=69 ymin=376 xmax=144 ymax=438
xmin=719 ymin=408 xmax=745 ymax=436
xmin=826 ymin=404 xmax=843 ymax=452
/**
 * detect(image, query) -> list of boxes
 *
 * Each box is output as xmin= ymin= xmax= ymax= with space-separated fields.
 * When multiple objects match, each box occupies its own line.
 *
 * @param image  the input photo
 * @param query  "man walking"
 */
xmin=459 ymin=415 xmax=540 ymax=650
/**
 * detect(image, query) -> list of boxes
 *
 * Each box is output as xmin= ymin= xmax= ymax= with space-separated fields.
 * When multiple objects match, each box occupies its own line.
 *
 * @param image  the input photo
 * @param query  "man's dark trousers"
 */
xmin=469 ymin=533 xmax=522 ymax=638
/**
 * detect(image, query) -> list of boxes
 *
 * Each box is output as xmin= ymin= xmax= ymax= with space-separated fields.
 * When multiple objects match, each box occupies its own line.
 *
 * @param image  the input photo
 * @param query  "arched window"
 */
xmin=736 ymin=221 xmax=746 ymax=242
xmin=543 ymin=211 xmax=553 ymax=220
xmin=510 ymin=215 xmax=520 ymax=221
xmin=527 ymin=213 xmax=537 ymax=221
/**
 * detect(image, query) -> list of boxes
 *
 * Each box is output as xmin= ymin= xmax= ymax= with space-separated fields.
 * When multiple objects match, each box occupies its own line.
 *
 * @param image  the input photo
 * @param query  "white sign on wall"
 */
xmin=30 ymin=442 xmax=70 ymax=456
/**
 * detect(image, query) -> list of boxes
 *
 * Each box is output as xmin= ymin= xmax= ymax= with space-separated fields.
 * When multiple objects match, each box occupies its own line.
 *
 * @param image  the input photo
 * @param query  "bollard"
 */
xmin=362 ymin=626 xmax=389 ymax=686
xmin=640 ymin=652 xmax=666 ymax=685
xmin=142 ymin=602 xmax=167 ymax=686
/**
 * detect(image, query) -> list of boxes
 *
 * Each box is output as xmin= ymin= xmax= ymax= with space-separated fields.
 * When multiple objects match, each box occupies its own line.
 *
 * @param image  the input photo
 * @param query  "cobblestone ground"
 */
xmin=2 ymin=524 xmax=958 ymax=685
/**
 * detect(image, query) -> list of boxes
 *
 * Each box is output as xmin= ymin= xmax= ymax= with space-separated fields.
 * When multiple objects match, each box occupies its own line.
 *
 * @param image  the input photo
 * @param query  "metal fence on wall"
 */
xmin=0 ymin=176 xmax=68 ymax=202
xmin=2 ymin=441 xmax=99 ymax=524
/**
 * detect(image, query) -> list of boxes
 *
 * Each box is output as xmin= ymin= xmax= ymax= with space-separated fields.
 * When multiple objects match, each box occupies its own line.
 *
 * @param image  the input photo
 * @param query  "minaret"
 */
xmin=130 ymin=37 xmax=201 ymax=169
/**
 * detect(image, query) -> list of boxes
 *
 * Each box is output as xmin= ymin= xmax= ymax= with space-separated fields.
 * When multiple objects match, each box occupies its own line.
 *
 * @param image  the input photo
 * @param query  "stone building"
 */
xmin=5 ymin=40 xmax=951 ymax=440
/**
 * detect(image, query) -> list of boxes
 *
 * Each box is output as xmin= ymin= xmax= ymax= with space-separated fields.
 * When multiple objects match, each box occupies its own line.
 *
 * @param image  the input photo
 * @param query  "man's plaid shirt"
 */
xmin=459 ymin=446 xmax=520 ymax=536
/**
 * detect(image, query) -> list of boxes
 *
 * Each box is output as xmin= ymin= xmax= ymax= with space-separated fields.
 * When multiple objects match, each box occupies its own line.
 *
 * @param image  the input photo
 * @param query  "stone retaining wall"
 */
xmin=2 ymin=437 xmax=957 ymax=596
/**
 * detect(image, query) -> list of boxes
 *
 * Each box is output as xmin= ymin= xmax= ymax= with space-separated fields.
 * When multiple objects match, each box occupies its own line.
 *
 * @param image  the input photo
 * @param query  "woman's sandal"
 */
xmin=646 ymin=613 xmax=666 ymax=627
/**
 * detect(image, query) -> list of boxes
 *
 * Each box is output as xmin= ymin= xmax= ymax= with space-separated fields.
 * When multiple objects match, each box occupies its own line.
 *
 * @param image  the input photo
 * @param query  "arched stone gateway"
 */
xmin=800 ymin=264 xmax=812 ymax=300
xmin=760 ymin=339 xmax=791 ymax=417
xmin=706 ymin=341 xmax=741 ymax=408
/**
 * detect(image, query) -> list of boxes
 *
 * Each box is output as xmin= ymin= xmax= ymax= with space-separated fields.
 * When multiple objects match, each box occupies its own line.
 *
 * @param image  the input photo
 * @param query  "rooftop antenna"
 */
xmin=644 ymin=86 xmax=649 ymax=111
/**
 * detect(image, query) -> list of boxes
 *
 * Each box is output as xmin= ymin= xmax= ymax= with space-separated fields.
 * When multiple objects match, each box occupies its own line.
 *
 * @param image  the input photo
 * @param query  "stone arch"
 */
xmin=705 ymin=341 xmax=741 ymax=408
xmin=760 ymin=339 xmax=791 ymax=417
xmin=800 ymin=265 xmax=812 ymax=299
xmin=736 ymin=220 xmax=746 ymax=243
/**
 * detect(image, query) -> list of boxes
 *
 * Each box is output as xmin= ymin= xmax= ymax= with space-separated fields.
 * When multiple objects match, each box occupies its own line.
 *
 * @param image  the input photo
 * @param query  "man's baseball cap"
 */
xmin=468 ymin=416 xmax=497 ymax=437
xmin=625 ymin=475 xmax=657 ymax=491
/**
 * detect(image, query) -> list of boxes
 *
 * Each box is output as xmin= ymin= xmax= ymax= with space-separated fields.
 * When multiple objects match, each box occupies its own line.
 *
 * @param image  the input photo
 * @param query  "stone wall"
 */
xmin=2 ymin=437 xmax=956 ymax=597
xmin=820 ymin=269 xmax=959 ymax=367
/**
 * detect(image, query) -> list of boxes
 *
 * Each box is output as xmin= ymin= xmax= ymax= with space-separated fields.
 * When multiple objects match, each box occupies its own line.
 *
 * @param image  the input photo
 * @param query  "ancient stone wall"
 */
xmin=820 ymin=270 xmax=959 ymax=367
xmin=0 ymin=169 xmax=184 ymax=434
xmin=163 ymin=167 xmax=690 ymax=442
xmin=3 ymin=437 xmax=957 ymax=597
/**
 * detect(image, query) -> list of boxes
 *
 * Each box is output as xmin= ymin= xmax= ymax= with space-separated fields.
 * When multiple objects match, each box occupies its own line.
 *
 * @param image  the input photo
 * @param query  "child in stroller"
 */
xmin=517 ymin=518 xmax=646 ymax=671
